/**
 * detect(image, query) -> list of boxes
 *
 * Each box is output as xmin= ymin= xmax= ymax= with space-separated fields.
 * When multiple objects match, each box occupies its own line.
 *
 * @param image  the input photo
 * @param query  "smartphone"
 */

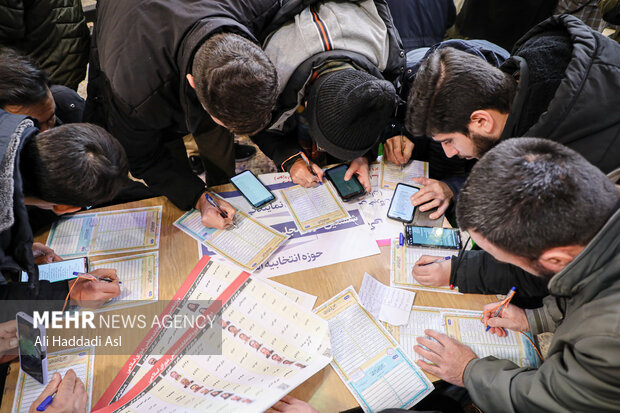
xmin=16 ymin=312 xmax=47 ymax=384
xmin=230 ymin=170 xmax=276 ymax=208
xmin=324 ymin=164 xmax=366 ymax=201
xmin=405 ymin=225 xmax=461 ymax=249
xmin=387 ymin=183 xmax=419 ymax=223
xmin=21 ymin=257 xmax=88 ymax=282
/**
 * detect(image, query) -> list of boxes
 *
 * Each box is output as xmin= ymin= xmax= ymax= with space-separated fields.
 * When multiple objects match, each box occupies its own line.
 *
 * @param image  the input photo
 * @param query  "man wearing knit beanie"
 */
xmin=252 ymin=0 xmax=405 ymax=190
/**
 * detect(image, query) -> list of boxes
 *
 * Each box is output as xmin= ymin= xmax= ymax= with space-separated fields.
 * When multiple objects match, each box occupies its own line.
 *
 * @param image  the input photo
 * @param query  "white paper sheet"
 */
xmin=358 ymin=273 xmax=416 ymax=326
xmin=280 ymin=183 xmax=349 ymax=234
xmin=21 ymin=258 xmax=86 ymax=282
xmin=380 ymin=159 xmax=428 ymax=191
xmin=254 ymin=278 xmax=318 ymax=311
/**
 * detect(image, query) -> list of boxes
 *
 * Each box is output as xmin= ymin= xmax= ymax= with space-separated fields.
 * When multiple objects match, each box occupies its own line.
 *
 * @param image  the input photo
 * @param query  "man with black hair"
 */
xmin=252 ymin=0 xmax=404 ymax=190
xmin=413 ymin=137 xmax=620 ymax=412
xmin=85 ymin=0 xmax=320 ymax=229
xmin=0 ymin=109 xmax=127 ymax=319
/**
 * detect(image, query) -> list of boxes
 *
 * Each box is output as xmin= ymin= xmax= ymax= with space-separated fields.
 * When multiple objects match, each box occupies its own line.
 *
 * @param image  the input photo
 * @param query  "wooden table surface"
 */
xmin=1 ymin=193 xmax=495 ymax=413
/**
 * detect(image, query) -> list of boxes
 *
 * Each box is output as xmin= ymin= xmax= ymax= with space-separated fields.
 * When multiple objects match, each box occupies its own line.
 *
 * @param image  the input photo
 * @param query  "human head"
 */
xmin=21 ymin=123 xmax=129 ymax=211
xmin=306 ymin=69 xmax=397 ymax=160
xmin=456 ymin=138 xmax=619 ymax=277
xmin=188 ymin=33 xmax=278 ymax=135
xmin=406 ymin=47 xmax=516 ymax=159
xmin=0 ymin=48 xmax=56 ymax=131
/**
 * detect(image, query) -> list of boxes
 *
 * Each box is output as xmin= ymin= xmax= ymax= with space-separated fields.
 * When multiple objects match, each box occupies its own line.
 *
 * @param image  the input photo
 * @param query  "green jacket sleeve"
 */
xmin=464 ymin=335 xmax=620 ymax=412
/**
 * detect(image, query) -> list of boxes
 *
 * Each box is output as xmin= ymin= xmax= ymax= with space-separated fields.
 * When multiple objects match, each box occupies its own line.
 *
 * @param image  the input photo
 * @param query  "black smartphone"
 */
xmin=16 ymin=312 xmax=47 ymax=384
xmin=387 ymin=183 xmax=419 ymax=223
xmin=324 ymin=164 xmax=366 ymax=201
xmin=230 ymin=170 xmax=276 ymax=208
xmin=405 ymin=225 xmax=461 ymax=249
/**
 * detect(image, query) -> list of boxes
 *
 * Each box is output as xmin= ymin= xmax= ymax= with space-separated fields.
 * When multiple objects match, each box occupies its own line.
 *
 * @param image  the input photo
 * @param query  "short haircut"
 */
xmin=0 ymin=48 xmax=49 ymax=108
xmin=456 ymin=138 xmax=619 ymax=260
xmin=21 ymin=123 xmax=129 ymax=207
xmin=192 ymin=33 xmax=278 ymax=135
xmin=406 ymin=47 xmax=516 ymax=137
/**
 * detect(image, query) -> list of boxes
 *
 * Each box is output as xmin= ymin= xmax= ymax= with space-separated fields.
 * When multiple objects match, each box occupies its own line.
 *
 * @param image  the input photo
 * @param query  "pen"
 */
xmin=73 ymin=272 xmax=122 ymax=284
xmin=36 ymin=393 xmax=55 ymax=411
xmin=299 ymin=151 xmax=321 ymax=185
xmin=419 ymin=256 xmax=451 ymax=266
xmin=204 ymin=193 xmax=238 ymax=229
xmin=485 ymin=286 xmax=516 ymax=332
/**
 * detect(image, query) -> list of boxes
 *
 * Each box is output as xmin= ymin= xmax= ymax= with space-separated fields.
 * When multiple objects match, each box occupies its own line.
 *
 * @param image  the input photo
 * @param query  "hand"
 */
xmin=482 ymin=302 xmax=529 ymax=337
xmin=30 ymin=370 xmax=88 ymax=413
xmin=69 ymin=269 xmax=120 ymax=309
xmin=412 ymin=256 xmax=451 ymax=287
xmin=410 ymin=177 xmax=454 ymax=220
xmin=383 ymin=135 xmax=414 ymax=165
xmin=344 ymin=157 xmax=371 ymax=194
xmin=195 ymin=192 xmax=236 ymax=229
xmin=266 ymin=395 xmax=320 ymax=413
xmin=414 ymin=329 xmax=477 ymax=387
xmin=289 ymin=158 xmax=324 ymax=188
xmin=0 ymin=320 xmax=18 ymax=362
xmin=32 ymin=242 xmax=62 ymax=265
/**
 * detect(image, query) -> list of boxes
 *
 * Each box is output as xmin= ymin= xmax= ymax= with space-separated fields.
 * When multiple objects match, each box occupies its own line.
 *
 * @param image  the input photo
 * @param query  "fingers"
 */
xmin=218 ymin=199 xmax=237 ymax=220
xmin=201 ymin=207 xmax=230 ymax=229
xmin=424 ymin=329 xmax=450 ymax=344
xmin=31 ymin=372 xmax=61 ymax=408
xmin=384 ymin=136 xmax=403 ymax=164
xmin=402 ymin=139 xmax=414 ymax=162
xmin=0 ymin=320 xmax=17 ymax=337
xmin=410 ymin=188 xmax=438 ymax=207
xmin=311 ymin=164 xmax=324 ymax=182
xmin=417 ymin=335 xmax=445 ymax=354
xmin=429 ymin=201 xmax=449 ymax=220
xmin=73 ymin=378 xmax=87 ymax=412
xmin=416 ymin=359 xmax=441 ymax=376
xmin=358 ymin=172 xmax=371 ymax=194
xmin=90 ymin=268 xmax=118 ymax=281
xmin=415 ymin=255 xmax=444 ymax=265
xmin=414 ymin=344 xmax=442 ymax=365
xmin=411 ymin=177 xmax=431 ymax=186
xmin=57 ymin=369 xmax=77 ymax=398
xmin=0 ymin=336 xmax=18 ymax=353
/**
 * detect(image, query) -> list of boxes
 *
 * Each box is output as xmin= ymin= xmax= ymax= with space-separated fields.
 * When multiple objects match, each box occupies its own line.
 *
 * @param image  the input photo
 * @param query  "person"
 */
xmin=0 ymin=109 xmax=126 ymax=321
xmin=599 ymin=0 xmax=620 ymax=42
xmin=382 ymin=39 xmax=508 ymax=220
xmin=252 ymin=0 xmax=404 ymax=191
xmin=85 ymin=0 xmax=318 ymax=229
xmin=407 ymin=15 xmax=620 ymax=298
xmin=386 ymin=0 xmax=456 ymax=51
xmin=0 ymin=0 xmax=90 ymax=90
xmin=412 ymin=137 xmax=620 ymax=412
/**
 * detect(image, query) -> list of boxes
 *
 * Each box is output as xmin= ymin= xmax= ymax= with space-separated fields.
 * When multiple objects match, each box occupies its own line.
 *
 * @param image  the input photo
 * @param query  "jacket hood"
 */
xmin=548 ymin=202 xmax=620 ymax=299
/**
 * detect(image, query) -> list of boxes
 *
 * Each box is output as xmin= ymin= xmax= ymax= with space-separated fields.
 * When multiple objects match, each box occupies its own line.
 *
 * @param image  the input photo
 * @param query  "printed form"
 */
xmin=88 ymin=252 xmax=159 ymax=312
xmin=380 ymin=160 xmax=428 ymax=191
xmin=12 ymin=347 xmax=95 ymax=413
xmin=95 ymin=258 xmax=332 ymax=413
xmin=358 ymin=273 xmax=416 ymax=326
xmin=390 ymin=239 xmax=459 ymax=293
xmin=174 ymin=209 xmax=288 ymax=271
xmin=315 ymin=287 xmax=433 ymax=413
xmin=46 ymin=207 xmax=161 ymax=258
xmin=254 ymin=278 xmax=317 ymax=311
xmin=20 ymin=258 xmax=86 ymax=282
xmin=280 ymin=183 xmax=349 ymax=234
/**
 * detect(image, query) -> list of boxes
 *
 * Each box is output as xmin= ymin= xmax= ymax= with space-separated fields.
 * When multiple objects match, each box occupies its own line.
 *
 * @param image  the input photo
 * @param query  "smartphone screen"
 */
xmin=17 ymin=313 xmax=47 ymax=384
xmin=387 ymin=183 xmax=419 ymax=222
xmin=406 ymin=226 xmax=461 ymax=249
xmin=21 ymin=257 xmax=87 ymax=282
xmin=230 ymin=170 xmax=275 ymax=208
xmin=325 ymin=164 xmax=365 ymax=200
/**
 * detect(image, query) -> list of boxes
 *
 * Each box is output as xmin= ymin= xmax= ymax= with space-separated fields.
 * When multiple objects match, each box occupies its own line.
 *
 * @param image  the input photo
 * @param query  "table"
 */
xmin=1 ymin=193 xmax=496 ymax=413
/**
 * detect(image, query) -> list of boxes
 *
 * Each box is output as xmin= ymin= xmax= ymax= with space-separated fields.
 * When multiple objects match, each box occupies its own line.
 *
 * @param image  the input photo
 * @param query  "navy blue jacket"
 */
xmin=386 ymin=0 xmax=455 ymax=51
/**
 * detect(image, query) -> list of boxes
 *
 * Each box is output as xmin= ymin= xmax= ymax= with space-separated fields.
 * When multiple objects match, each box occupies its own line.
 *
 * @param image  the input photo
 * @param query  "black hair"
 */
xmin=456 ymin=138 xmax=619 ymax=260
xmin=0 ymin=48 xmax=50 ymax=108
xmin=21 ymin=123 xmax=129 ymax=207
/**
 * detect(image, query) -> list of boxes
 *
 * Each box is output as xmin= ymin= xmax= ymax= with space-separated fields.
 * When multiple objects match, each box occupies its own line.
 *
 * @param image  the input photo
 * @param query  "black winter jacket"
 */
xmin=386 ymin=0 xmax=455 ymax=51
xmin=84 ymin=0 xmax=318 ymax=211
xmin=0 ymin=0 xmax=89 ymax=90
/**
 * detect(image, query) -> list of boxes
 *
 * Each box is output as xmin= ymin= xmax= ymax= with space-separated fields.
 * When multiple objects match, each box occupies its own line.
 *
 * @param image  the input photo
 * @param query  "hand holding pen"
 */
xmin=481 ymin=287 xmax=529 ymax=336
xmin=412 ymin=255 xmax=453 ymax=287
xmin=196 ymin=191 xmax=237 ymax=230
xmin=32 ymin=370 xmax=87 ymax=413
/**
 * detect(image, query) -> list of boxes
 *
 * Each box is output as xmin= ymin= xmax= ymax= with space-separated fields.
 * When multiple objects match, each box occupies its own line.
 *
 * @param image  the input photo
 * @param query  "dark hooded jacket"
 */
xmin=84 ymin=0 xmax=320 ymax=211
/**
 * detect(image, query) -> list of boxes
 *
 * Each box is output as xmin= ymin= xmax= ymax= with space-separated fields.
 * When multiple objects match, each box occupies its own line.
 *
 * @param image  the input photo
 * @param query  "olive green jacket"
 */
xmin=464 ymin=204 xmax=620 ymax=412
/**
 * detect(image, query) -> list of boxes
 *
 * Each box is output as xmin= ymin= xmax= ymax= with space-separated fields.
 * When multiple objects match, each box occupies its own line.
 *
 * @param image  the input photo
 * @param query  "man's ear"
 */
xmin=52 ymin=205 xmax=81 ymax=215
xmin=186 ymin=74 xmax=196 ymax=89
xmin=469 ymin=110 xmax=495 ymax=135
xmin=537 ymin=246 xmax=584 ymax=273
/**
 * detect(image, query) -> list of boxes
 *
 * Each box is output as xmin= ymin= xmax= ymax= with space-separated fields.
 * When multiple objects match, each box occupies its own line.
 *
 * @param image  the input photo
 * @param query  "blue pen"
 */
xmin=419 ymin=256 xmax=451 ymax=267
xmin=36 ymin=394 xmax=54 ymax=411
xmin=486 ymin=286 xmax=517 ymax=332
xmin=399 ymin=233 xmax=405 ymax=246
xmin=204 ymin=193 xmax=238 ymax=228
xmin=73 ymin=272 xmax=122 ymax=284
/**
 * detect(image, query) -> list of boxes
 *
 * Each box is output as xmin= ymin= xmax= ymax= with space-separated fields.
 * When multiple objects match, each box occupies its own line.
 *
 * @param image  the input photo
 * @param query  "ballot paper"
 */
xmin=254 ymin=278 xmax=318 ymax=311
xmin=46 ymin=207 xmax=161 ymax=258
xmin=12 ymin=347 xmax=95 ymax=413
xmin=174 ymin=209 xmax=288 ymax=271
xmin=87 ymin=252 xmax=159 ymax=312
xmin=280 ymin=183 xmax=350 ymax=234
xmin=384 ymin=307 xmax=540 ymax=368
xmin=94 ymin=257 xmax=332 ymax=413
xmin=315 ymin=287 xmax=433 ymax=413
xmin=380 ymin=159 xmax=428 ymax=191
xmin=358 ymin=273 xmax=416 ymax=326
xmin=390 ymin=239 xmax=460 ymax=293
xmin=20 ymin=258 xmax=86 ymax=282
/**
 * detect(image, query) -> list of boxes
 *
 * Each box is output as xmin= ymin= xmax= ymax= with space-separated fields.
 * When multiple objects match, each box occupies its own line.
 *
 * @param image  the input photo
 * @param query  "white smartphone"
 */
xmin=16 ymin=312 xmax=47 ymax=384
